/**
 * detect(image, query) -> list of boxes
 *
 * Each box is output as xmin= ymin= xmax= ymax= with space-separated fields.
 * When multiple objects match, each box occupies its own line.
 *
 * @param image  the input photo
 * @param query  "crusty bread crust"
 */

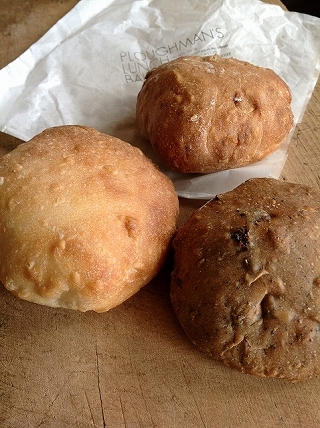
xmin=0 ymin=126 xmax=179 ymax=312
xmin=136 ymin=55 xmax=294 ymax=173
xmin=171 ymin=178 xmax=320 ymax=381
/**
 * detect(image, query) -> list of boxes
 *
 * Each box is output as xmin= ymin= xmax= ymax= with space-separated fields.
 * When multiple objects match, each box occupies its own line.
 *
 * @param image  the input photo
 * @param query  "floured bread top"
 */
xmin=136 ymin=55 xmax=294 ymax=173
xmin=0 ymin=125 xmax=179 ymax=312
xmin=170 ymin=178 xmax=320 ymax=381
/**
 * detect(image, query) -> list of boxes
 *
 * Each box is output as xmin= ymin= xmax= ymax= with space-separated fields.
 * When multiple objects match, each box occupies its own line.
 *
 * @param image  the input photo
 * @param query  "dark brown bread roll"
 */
xmin=170 ymin=178 xmax=320 ymax=381
xmin=136 ymin=55 xmax=294 ymax=173
xmin=0 ymin=126 xmax=179 ymax=312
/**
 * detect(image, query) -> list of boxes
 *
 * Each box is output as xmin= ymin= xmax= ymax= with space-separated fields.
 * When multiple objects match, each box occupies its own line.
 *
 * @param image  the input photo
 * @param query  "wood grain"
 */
xmin=0 ymin=1 xmax=319 ymax=427
xmin=281 ymin=77 xmax=320 ymax=189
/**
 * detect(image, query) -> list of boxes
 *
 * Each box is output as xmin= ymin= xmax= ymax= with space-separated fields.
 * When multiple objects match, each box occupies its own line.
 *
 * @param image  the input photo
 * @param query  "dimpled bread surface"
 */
xmin=170 ymin=178 xmax=320 ymax=381
xmin=0 ymin=126 xmax=179 ymax=312
xmin=136 ymin=55 xmax=294 ymax=173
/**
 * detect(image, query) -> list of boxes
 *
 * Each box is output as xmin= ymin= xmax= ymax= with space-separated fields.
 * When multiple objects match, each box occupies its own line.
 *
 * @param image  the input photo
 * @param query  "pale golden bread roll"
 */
xmin=170 ymin=178 xmax=320 ymax=381
xmin=136 ymin=55 xmax=294 ymax=173
xmin=0 ymin=126 xmax=179 ymax=312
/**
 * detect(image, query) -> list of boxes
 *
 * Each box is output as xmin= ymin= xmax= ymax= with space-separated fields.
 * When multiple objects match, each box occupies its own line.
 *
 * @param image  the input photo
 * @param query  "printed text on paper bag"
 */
xmin=120 ymin=27 xmax=230 ymax=83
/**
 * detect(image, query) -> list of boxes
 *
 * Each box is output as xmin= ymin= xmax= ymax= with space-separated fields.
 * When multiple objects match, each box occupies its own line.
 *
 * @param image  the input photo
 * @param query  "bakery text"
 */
xmin=120 ymin=27 xmax=225 ymax=83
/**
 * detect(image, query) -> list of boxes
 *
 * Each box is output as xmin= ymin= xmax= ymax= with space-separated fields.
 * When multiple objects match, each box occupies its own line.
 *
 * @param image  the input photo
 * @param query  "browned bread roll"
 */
xmin=136 ymin=55 xmax=294 ymax=173
xmin=0 ymin=126 xmax=179 ymax=312
xmin=170 ymin=178 xmax=320 ymax=381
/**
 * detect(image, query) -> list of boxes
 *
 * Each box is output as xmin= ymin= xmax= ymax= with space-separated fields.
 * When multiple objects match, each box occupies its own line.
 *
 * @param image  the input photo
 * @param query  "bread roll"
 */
xmin=170 ymin=178 xmax=320 ymax=381
xmin=0 ymin=126 xmax=179 ymax=312
xmin=136 ymin=55 xmax=294 ymax=173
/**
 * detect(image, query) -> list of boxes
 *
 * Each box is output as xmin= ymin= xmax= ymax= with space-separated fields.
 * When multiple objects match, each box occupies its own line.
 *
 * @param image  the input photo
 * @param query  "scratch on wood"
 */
xmin=181 ymin=362 xmax=208 ymax=428
xmin=119 ymin=395 xmax=128 ymax=428
xmin=127 ymin=346 xmax=156 ymax=427
xmin=84 ymin=390 xmax=96 ymax=427
xmin=35 ymin=378 xmax=70 ymax=428
xmin=95 ymin=343 xmax=107 ymax=428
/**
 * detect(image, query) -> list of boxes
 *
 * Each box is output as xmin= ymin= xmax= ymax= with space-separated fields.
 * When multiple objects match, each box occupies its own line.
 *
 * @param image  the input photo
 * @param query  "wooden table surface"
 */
xmin=0 ymin=1 xmax=319 ymax=427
